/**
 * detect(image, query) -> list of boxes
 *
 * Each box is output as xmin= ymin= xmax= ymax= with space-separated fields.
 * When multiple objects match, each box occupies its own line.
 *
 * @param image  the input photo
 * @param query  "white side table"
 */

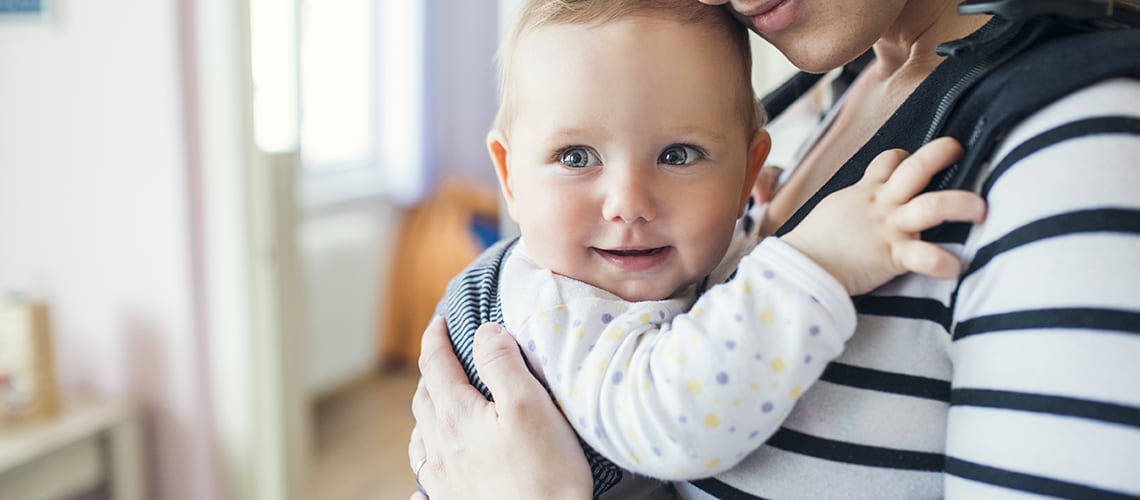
xmin=0 ymin=399 xmax=144 ymax=500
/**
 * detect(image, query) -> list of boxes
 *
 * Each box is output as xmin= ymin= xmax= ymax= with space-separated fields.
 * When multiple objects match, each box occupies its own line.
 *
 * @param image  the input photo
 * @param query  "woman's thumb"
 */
xmin=472 ymin=323 xmax=542 ymax=404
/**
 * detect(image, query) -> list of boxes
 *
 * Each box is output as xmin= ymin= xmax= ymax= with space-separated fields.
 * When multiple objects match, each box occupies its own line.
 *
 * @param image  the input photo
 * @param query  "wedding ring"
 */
xmin=414 ymin=457 xmax=428 ymax=493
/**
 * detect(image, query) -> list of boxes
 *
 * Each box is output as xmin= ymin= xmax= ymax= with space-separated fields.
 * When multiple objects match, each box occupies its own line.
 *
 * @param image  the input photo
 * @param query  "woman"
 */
xmin=410 ymin=0 xmax=1140 ymax=498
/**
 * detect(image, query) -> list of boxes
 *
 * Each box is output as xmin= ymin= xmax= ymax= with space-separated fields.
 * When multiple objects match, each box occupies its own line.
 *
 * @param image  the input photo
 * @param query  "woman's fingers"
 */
xmin=751 ymin=166 xmax=784 ymax=205
xmin=471 ymin=323 xmax=549 ymax=410
xmin=418 ymin=316 xmax=485 ymax=420
xmin=891 ymin=190 xmax=987 ymax=233
xmin=878 ymin=137 xmax=964 ymax=204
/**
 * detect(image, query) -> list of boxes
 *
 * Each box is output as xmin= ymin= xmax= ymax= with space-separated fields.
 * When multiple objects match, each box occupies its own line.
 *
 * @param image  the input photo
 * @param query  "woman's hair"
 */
xmin=492 ymin=0 xmax=765 ymax=135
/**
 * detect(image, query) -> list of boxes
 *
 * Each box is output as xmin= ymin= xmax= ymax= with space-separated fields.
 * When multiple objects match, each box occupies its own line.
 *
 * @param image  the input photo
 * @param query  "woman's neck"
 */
xmin=872 ymin=0 xmax=991 ymax=79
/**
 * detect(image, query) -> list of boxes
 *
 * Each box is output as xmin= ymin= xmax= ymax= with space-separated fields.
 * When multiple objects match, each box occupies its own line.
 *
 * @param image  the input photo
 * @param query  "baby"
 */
xmin=440 ymin=0 xmax=984 ymax=496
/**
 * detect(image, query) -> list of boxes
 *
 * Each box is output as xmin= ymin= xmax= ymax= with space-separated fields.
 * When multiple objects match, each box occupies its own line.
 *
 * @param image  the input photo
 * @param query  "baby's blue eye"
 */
xmin=659 ymin=145 xmax=702 ymax=166
xmin=560 ymin=147 xmax=600 ymax=168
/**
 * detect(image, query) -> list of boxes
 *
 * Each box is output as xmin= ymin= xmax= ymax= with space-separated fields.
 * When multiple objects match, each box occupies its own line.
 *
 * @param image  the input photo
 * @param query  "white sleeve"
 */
xmin=944 ymin=79 xmax=1140 ymax=498
xmin=512 ymin=237 xmax=856 ymax=480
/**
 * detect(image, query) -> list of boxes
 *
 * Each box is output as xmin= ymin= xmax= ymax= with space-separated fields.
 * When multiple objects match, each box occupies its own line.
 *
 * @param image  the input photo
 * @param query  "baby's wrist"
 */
xmin=778 ymin=232 xmax=853 ymax=294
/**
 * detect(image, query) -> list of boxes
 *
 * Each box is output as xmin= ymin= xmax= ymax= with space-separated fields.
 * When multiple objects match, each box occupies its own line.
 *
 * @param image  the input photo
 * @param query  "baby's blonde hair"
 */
xmin=492 ymin=0 xmax=765 ymax=136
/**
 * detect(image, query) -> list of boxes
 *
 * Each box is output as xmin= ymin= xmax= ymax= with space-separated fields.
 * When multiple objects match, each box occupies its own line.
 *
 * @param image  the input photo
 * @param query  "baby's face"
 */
xmin=495 ymin=16 xmax=763 ymax=302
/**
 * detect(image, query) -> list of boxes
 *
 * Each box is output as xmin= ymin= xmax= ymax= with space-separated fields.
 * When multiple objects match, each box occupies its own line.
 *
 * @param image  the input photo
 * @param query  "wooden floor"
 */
xmin=310 ymin=370 xmax=420 ymax=500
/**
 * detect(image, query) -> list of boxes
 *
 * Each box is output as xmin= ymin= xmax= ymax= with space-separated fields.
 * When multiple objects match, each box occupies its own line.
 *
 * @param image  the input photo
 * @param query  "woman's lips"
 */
xmin=593 ymin=247 xmax=672 ymax=271
xmin=742 ymin=0 xmax=799 ymax=33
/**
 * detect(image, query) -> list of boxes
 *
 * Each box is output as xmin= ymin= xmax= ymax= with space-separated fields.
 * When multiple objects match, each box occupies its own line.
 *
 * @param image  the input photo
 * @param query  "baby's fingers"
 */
xmin=891 ymin=240 xmax=962 ymax=279
xmin=879 ymin=138 xmax=964 ymax=204
xmin=891 ymin=190 xmax=986 ymax=233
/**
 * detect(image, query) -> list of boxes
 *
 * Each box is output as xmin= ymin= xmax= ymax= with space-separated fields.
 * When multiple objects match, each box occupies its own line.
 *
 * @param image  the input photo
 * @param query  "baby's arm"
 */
xmin=516 ymin=237 xmax=854 ymax=480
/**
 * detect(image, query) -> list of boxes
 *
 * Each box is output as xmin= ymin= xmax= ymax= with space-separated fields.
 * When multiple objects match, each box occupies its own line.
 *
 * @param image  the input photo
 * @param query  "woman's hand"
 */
xmin=409 ymin=317 xmax=592 ymax=500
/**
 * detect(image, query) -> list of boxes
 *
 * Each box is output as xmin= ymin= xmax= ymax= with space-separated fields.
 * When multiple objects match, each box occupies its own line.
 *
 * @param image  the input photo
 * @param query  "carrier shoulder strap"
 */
xmin=930 ymin=16 xmax=1140 ymax=192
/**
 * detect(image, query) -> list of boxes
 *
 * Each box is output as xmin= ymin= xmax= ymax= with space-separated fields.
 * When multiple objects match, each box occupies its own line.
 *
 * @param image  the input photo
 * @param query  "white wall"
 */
xmin=0 ymin=2 xmax=219 ymax=499
xmin=301 ymin=202 xmax=400 ymax=394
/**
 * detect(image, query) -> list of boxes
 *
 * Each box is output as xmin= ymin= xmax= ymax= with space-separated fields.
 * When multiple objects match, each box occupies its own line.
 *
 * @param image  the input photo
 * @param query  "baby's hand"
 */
xmin=782 ymin=137 xmax=986 ymax=295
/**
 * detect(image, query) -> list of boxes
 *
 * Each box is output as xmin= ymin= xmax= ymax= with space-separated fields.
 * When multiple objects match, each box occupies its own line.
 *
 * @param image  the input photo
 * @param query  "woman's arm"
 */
xmin=410 ymin=317 xmax=592 ymax=500
xmin=944 ymin=79 xmax=1140 ymax=498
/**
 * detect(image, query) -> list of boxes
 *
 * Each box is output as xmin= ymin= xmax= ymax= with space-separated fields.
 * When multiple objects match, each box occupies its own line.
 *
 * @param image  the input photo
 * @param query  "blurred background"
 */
xmin=0 ymin=1 xmax=800 ymax=499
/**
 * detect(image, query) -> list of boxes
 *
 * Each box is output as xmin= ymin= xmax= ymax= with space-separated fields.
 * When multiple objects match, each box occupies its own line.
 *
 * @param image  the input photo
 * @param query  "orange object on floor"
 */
xmin=378 ymin=179 xmax=500 ymax=371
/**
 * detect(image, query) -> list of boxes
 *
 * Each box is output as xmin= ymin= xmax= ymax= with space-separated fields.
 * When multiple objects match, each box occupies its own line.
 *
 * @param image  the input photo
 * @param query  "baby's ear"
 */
xmin=487 ymin=129 xmax=516 ymax=217
xmin=741 ymin=129 xmax=772 ymax=214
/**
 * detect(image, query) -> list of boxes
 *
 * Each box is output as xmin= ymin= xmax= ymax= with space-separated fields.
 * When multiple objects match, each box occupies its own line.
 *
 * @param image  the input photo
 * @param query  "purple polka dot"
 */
xmin=668 ymin=435 xmax=677 ymax=443
xmin=762 ymin=270 xmax=776 ymax=280
xmin=762 ymin=402 xmax=774 ymax=413
xmin=541 ymin=355 xmax=549 ymax=366
xmin=659 ymin=310 xmax=666 ymax=319
xmin=729 ymin=426 xmax=736 ymax=433
xmin=588 ymin=343 xmax=595 ymax=352
xmin=527 ymin=340 xmax=537 ymax=352
xmin=734 ymin=314 xmax=743 ymax=323
xmin=557 ymin=373 xmax=563 ymax=382
xmin=725 ymin=340 xmax=737 ymax=350
xmin=679 ymin=415 xmax=688 ymax=424
xmin=595 ymin=427 xmax=606 ymax=440
xmin=748 ymin=430 xmax=760 ymax=439
xmin=602 ymin=313 xmax=614 ymax=324
xmin=804 ymin=355 xmax=812 ymax=364
xmin=809 ymin=325 xmax=820 ymax=336
xmin=754 ymin=353 xmax=763 ymax=361
xmin=579 ymin=417 xmax=587 ymax=427
xmin=572 ymin=319 xmax=582 ymax=327
xmin=652 ymin=447 xmax=662 ymax=456
xmin=647 ymin=371 xmax=655 ymax=383
xmin=716 ymin=372 xmax=729 ymax=385
xmin=612 ymin=371 xmax=624 ymax=385
xmin=810 ymin=295 xmax=820 ymax=303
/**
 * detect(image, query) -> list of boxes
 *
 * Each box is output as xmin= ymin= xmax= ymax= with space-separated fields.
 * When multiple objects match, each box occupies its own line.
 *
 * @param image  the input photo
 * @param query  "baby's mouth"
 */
xmin=597 ymin=247 xmax=666 ymax=257
xmin=592 ymin=246 xmax=672 ymax=271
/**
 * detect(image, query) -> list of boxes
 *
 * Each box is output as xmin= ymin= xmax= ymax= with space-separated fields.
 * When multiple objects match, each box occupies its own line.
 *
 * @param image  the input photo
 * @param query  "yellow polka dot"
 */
xmin=705 ymin=458 xmax=721 ymax=469
xmin=733 ymin=399 xmax=741 ymax=407
xmin=740 ymin=281 xmax=752 ymax=294
xmin=554 ymin=304 xmax=567 ymax=310
xmin=572 ymin=328 xmax=585 ymax=339
xmin=640 ymin=313 xmax=651 ymax=324
xmin=750 ymin=383 xmax=760 ymax=392
xmin=705 ymin=413 xmax=721 ymax=428
xmin=570 ymin=385 xmax=580 ymax=400
xmin=603 ymin=326 xmax=625 ymax=340
xmin=552 ymin=323 xmax=563 ymax=334
xmin=770 ymin=357 xmax=786 ymax=373
xmin=625 ymin=426 xmax=639 ymax=441
xmin=686 ymin=380 xmax=702 ymax=394
xmin=759 ymin=308 xmax=775 ymax=324
xmin=596 ymin=360 xmax=608 ymax=374
xmin=642 ymin=379 xmax=652 ymax=392
xmin=538 ymin=310 xmax=549 ymax=318
xmin=677 ymin=354 xmax=688 ymax=365
xmin=629 ymin=453 xmax=641 ymax=465
xmin=790 ymin=385 xmax=803 ymax=399
xmin=692 ymin=306 xmax=704 ymax=317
